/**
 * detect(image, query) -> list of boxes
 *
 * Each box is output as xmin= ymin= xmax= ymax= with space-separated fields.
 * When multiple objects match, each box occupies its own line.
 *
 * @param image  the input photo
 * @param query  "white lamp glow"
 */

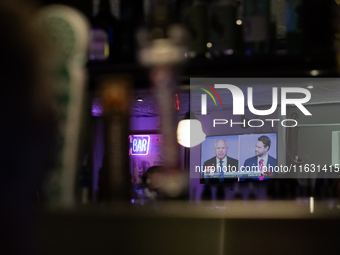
xmin=177 ymin=119 xmax=206 ymax=148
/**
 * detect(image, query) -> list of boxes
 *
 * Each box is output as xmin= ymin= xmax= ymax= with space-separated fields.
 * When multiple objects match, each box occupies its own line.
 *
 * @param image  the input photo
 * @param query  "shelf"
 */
xmin=87 ymin=52 xmax=339 ymax=90
xmin=184 ymin=52 xmax=339 ymax=78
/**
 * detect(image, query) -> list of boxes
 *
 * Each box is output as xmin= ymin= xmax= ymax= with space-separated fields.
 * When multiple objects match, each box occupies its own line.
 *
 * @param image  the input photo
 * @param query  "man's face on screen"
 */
xmin=255 ymin=141 xmax=268 ymax=158
xmin=215 ymin=140 xmax=227 ymax=160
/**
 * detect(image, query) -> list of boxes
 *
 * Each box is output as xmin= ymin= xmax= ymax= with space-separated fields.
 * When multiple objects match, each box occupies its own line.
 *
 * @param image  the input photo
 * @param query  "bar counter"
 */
xmin=35 ymin=200 xmax=340 ymax=255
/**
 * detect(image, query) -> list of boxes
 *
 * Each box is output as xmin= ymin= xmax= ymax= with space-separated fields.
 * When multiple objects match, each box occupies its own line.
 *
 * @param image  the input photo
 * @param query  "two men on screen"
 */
xmin=243 ymin=135 xmax=277 ymax=177
xmin=202 ymin=136 xmax=276 ymax=180
xmin=203 ymin=139 xmax=238 ymax=178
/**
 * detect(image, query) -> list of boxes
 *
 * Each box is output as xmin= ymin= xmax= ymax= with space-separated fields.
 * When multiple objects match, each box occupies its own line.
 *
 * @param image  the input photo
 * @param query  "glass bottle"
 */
xmin=285 ymin=0 xmax=302 ymax=55
xmin=120 ymin=0 xmax=144 ymax=63
xmin=184 ymin=0 xmax=209 ymax=58
xmin=209 ymin=0 xmax=240 ymax=56
xmin=243 ymin=0 xmax=270 ymax=55
xmin=90 ymin=0 xmax=120 ymax=62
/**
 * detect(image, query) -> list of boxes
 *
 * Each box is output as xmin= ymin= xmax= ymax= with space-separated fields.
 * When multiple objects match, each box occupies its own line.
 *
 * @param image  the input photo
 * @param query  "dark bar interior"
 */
xmin=1 ymin=0 xmax=340 ymax=254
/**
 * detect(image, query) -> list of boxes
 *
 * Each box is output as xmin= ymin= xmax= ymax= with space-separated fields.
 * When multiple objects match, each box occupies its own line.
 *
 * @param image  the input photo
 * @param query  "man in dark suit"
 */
xmin=243 ymin=135 xmax=277 ymax=179
xmin=203 ymin=139 xmax=239 ymax=179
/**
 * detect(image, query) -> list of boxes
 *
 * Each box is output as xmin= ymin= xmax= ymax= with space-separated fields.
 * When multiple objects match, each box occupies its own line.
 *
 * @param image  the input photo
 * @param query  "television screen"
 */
xmin=200 ymin=133 xmax=277 ymax=181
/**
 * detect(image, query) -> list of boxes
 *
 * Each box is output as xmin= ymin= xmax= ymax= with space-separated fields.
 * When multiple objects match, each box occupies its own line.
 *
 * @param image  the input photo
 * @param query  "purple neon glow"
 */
xmin=129 ymin=135 xmax=150 ymax=156
xmin=91 ymin=97 xmax=103 ymax=117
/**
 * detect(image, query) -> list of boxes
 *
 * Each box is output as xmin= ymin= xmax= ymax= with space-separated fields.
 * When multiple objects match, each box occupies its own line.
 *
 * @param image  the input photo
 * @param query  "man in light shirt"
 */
xmin=203 ymin=139 xmax=239 ymax=179
xmin=243 ymin=135 xmax=277 ymax=178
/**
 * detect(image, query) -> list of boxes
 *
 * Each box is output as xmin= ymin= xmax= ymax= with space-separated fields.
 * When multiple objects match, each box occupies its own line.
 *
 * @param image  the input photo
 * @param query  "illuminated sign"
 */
xmin=129 ymin=135 xmax=150 ymax=155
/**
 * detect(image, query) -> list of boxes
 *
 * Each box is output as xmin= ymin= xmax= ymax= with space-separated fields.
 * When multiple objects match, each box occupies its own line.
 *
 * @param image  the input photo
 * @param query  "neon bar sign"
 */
xmin=129 ymin=135 xmax=150 ymax=155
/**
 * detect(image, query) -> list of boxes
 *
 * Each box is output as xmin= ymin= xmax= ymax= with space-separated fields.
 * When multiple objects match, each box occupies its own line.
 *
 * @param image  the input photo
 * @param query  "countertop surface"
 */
xmin=38 ymin=200 xmax=340 ymax=219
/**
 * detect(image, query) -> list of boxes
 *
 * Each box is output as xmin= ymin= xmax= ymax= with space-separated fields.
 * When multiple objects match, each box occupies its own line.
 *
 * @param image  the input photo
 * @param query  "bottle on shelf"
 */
xmin=242 ymin=0 xmax=271 ymax=55
xmin=100 ymin=75 xmax=132 ymax=201
xmin=209 ymin=0 xmax=241 ymax=57
xmin=300 ymin=0 xmax=333 ymax=55
xmin=120 ymin=0 xmax=144 ymax=63
xmin=38 ymin=4 xmax=90 ymax=205
xmin=137 ymin=0 xmax=188 ymax=199
xmin=89 ymin=0 xmax=120 ymax=62
xmin=183 ymin=0 xmax=209 ymax=58
xmin=285 ymin=0 xmax=302 ymax=55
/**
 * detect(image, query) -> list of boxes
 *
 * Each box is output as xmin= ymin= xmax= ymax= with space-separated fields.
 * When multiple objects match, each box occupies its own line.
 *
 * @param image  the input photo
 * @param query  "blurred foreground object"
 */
xmin=0 ymin=0 xmax=57 ymax=254
xmin=38 ymin=4 xmax=89 ymax=205
xmin=137 ymin=0 xmax=188 ymax=67
xmin=138 ymin=0 xmax=188 ymax=198
xmin=285 ymin=0 xmax=302 ymax=54
xmin=177 ymin=111 xmax=206 ymax=148
xmin=100 ymin=76 xmax=132 ymax=201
